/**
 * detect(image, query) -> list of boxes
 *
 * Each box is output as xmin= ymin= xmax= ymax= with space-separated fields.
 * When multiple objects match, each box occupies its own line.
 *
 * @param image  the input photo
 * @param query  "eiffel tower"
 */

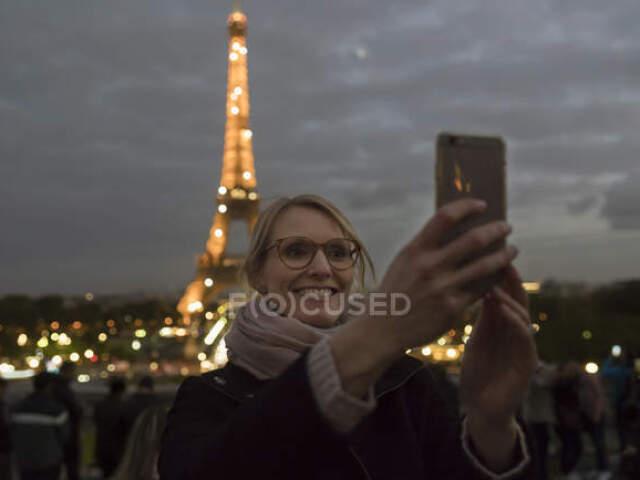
xmin=177 ymin=4 xmax=259 ymax=326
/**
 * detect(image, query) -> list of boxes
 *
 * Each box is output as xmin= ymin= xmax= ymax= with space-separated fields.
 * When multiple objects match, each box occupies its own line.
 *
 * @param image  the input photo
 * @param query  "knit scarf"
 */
xmin=224 ymin=296 xmax=342 ymax=380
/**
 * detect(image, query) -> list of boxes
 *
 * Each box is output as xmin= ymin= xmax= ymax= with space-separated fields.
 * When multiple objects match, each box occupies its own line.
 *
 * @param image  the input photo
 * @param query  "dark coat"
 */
xmin=11 ymin=392 xmax=69 ymax=471
xmin=159 ymin=350 xmax=533 ymax=479
xmin=94 ymin=394 xmax=126 ymax=476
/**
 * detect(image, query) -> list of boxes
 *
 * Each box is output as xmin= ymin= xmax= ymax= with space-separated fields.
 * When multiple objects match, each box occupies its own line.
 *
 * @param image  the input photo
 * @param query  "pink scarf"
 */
xmin=224 ymin=297 xmax=342 ymax=380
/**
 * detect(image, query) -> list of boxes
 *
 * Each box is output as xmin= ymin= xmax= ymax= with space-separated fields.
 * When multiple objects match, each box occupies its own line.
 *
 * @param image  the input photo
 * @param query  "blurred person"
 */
xmin=160 ymin=195 xmax=538 ymax=479
xmin=0 ymin=377 xmax=12 ymax=479
xmin=553 ymin=361 xmax=584 ymax=480
xmin=554 ymin=362 xmax=612 ymax=480
xmin=523 ymin=361 xmax=558 ymax=480
xmin=601 ymin=349 xmax=635 ymax=454
xmin=53 ymin=362 xmax=82 ymax=480
xmin=11 ymin=372 xmax=69 ymax=480
xmin=109 ymin=405 xmax=167 ymax=480
xmin=120 ymin=376 xmax=158 ymax=440
xmin=579 ymin=367 xmax=611 ymax=480
xmin=94 ymin=377 xmax=127 ymax=477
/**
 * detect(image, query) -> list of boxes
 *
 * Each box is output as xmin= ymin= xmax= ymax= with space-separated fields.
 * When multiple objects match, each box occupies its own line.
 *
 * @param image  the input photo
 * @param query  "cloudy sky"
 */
xmin=2 ymin=0 xmax=640 ymax=295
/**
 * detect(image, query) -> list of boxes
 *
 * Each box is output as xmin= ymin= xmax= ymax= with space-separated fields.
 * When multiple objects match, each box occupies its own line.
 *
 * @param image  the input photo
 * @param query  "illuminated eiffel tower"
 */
xmin=177 ymin=4 xmax=259 ymax=325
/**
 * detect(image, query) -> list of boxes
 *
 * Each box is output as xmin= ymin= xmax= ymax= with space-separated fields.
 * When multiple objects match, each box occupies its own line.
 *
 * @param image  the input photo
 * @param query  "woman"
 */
xmin=111 ymin=404 xmax=167 ymax=480
xmin=160 ymin=194 xmax=537 ymax=479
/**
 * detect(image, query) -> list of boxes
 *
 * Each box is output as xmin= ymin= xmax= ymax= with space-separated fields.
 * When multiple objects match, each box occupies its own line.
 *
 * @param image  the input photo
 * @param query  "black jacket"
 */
xmin=160 ymin=351 xmax=532 ymax=479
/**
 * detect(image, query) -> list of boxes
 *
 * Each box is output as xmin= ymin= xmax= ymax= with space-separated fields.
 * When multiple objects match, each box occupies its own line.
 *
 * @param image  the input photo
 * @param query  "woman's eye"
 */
xmin=327 ymin=246 xmax=348 ymax=258
xmin=285 ymin=243 xmax=310 ymax=257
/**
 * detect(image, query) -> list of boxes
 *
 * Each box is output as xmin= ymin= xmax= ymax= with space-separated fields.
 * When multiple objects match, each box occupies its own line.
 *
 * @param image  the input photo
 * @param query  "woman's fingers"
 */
xmin=416 ymin=199 xmax=486 ymax=248
xmin=502 ymin=264 xmax=529 ymax=309
xmin=441 ymin=220 xmax=511 ymax=266
xmin=446 ymin=244 xmax=518 ymax=287
xmin=493 ymin=286 xmax=529 ymax=324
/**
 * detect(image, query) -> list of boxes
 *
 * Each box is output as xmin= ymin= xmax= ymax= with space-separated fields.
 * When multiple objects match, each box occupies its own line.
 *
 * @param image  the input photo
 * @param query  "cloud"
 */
xmin=1 ymin=0 xmax=640 ymax=293
xmin=601 ymin=170 xmax=640 ymax=230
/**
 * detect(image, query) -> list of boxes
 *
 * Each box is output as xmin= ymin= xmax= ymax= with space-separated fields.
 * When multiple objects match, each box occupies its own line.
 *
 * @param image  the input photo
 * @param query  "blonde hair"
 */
xmin=110 ymin=405 xmax=168 ymax=480
xmin=241 ymin=194 xmax=375 ymax=294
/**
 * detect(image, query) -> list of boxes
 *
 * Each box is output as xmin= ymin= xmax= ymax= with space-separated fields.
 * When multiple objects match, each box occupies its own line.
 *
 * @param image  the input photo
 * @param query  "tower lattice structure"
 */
xmin=177 ymin=6 xmax=259 ymax=323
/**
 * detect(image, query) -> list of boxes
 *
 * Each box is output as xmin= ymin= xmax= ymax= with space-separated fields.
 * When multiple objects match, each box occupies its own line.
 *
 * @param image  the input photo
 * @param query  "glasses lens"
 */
xmin=279 ymin=237 xmax=314 ymax=268
xmin=325 ymin=239 xmax=358 ymax=268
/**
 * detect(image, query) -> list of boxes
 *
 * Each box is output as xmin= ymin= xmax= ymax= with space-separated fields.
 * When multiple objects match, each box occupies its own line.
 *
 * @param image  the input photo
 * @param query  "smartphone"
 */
xmin=435 ymin=132 xmax=506 ymax=294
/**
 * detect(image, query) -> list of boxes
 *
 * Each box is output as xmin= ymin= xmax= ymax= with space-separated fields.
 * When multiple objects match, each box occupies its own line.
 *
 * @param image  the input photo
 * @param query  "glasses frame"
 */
xmin=264 ymin=236 xmax=361 ymax=271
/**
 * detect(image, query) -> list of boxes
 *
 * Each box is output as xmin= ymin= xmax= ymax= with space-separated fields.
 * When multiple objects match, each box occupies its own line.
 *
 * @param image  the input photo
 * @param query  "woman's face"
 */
xmin=256 ymin=206 xmax=355 ymax=328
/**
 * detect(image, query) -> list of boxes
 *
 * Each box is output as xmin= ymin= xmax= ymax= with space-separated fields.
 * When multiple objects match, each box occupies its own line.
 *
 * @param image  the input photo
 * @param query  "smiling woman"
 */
xmin=159 ymin=194 xmax=538 ymax=479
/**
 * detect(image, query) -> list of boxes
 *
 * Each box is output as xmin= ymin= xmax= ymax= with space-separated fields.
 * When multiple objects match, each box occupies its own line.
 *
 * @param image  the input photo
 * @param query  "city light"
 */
xmin=17 ymin=334 xmax=27 ymax=347
xmin=131 ymin=340 xmax=141 ymax=351
xmin=188 ymin=301 xmax=203 ymax=313
xmin=229 ymin=52 xmax=238 ymax=61
xmin=204 ymin=278 xmax=214 ymax=287
xmin=51 ymin=355 xmax=62 ymax=366
xmin=522 ymin=282 xmax=541 ymax=293
xmin=50 ymin=321 xmax=60 ymax=330
xmin=242 ymin=129 xmax=252 ymax=140
xmin=98 ymin=333 xmax=107 ymax=342
xmin=85 ymin=292 xmax=94 ymax=301
xmin=421 ymin=346 xmax=432 ymax=356
xmin=205 ymin=311 xmax=214 ymax=320
xmin=242 ymin=171 xmax=252 ymax=180
xmin=204 ymin=318 xmax=227 ymax=346
xmin=612 ymin=345 xmax=622 ymax=357
xmin=159 ymin=327 xmax=172 ymax=337
xmin=217 ymin=204 xmax=227 ymax=214
xmin=58 ymin=333 xmax=71 ymax=346
xmin=437 ymin=337 xmax=446 ymax=346
xmin=231 ymin=106 xmax=239 ymax=115
xmin=78 ymin=374 xmax=90 ymax=383
xmin=134 ymin=329 xmax=147 ymax=338
xmin=446 ymin=348 xmax=458 ymax=359
xmin=585 ymin=362 xmax=599 ymax=374
xmin=69 ymin=352 xmax=80 ymax=362
xmin=27 ymin=357 xmax=40 ymax=369
xmin=84 ymin=349 xmax=94 ymax=359
xmin=582 ymin=330 xmax=592 ymax=340
xmin=197 ymin=352 xmax=207 ymax=362
xmin=37 ymin=337 xmax=49 ymax=348
xmin=218 ymin=186 xmax=227 ymax=195
xmin=464 ymin=325 xmax=473 ymax=335
xmin=0 ymin=363 xmax=15 ymax=375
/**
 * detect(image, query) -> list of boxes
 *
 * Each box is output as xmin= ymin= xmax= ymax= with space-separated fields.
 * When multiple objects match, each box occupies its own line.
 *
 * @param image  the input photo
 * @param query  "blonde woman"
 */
xmin=160 ymin=194 xmax=537 ymax=479
xmin=111 ymin=405 xmax=167 ymax=480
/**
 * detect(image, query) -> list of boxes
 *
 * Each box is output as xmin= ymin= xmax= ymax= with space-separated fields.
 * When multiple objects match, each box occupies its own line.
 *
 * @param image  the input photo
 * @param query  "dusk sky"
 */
xmin=2 ymin=0 xmax=639 ymax=295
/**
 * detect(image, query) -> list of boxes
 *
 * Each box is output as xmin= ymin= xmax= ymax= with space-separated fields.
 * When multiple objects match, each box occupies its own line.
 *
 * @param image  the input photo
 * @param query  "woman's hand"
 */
xmin=375 ymin=198 xmax=517 ymax=351
xmin=460 ymin=265 xmax=537 ymax=424
xmin=331 ymin=198 xmax=517 ymax=400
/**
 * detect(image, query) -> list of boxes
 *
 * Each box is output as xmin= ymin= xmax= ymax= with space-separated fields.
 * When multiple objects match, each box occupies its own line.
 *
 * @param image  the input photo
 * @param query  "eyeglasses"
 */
xmin=264 ymin=236 xmax=360 ymax=270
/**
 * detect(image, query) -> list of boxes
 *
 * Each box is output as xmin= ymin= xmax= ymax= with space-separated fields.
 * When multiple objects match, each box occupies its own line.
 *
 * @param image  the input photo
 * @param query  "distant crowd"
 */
xmin=522 ymin=351 xmax=640 ymax=480
xmin=0 ymin=362 xmax=166 ymax=480
xmin=1 ymin=351 xmax=639 ymax=480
